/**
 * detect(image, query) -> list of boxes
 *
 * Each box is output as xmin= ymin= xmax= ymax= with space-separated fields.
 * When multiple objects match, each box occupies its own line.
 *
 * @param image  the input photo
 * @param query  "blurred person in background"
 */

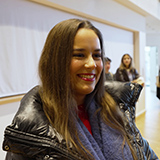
xmin=104 ymin=57 xmax=114 ymax=81
xmin=115 ymin=53 xmax=144 ymax=86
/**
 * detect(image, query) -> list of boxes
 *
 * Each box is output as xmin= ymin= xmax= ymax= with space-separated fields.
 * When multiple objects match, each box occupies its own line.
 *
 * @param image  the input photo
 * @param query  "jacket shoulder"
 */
xmin=20 ymin=85 xmax=41 ymax=108
xmin=104 ymin=81 xmax=142 ymax=106
xmin=8 ymin=85 xmax=49 ymax=134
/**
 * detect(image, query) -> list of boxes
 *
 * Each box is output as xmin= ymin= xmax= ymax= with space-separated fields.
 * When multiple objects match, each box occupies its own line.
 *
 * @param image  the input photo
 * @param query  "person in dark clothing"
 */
xmin=115 ymin=53 xmax=144 ymax=86
xmin=2 ymin=19 xmax=157 ymax=160
xmin=104 ymin=57 xmax=114 ymax=81
xmin=156 ymin=67 xmax=160 ymax=99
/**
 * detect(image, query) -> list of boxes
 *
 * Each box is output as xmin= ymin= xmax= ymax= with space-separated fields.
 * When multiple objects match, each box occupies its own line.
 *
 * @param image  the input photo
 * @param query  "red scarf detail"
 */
xmin=78 ymin=105 xmax=92 ymax=135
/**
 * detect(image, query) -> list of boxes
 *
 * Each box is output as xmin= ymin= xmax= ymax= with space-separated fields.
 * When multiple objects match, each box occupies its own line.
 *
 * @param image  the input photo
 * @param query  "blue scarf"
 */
xmin=76 ymin=102 xmax=133 ymax=160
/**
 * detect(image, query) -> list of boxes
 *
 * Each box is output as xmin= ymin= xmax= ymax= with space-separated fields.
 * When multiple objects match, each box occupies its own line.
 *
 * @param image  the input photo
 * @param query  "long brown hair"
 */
xmin=119 ymin=53 xmax=134 ymax=70
xmin=38 ymin=19 xmax=136 ymax=159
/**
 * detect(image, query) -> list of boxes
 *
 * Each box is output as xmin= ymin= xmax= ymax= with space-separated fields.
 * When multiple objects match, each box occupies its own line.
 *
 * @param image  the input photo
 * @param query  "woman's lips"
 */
xmin=78 ymin=74 xmax=95 ymax=81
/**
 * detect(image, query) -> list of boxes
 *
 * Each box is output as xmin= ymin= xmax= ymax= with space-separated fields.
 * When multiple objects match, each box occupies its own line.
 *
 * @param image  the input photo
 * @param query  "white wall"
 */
xmin=129 ymin=0 xmax=160 ymax=19
xmin=0 ymin=101 xmax=20 ymax=160
xmin=0 ymin=0 xmax=80 ymax=97
xmin=146 ymin=33 xmax=160 ymax=67
xmin=146 ymin=34 xmax=160 ymax=93
xmin=33 ymin=0 xmax=146 ymax=32
xmin=0 ymin=0 xmax=134 ymax=97
xmin=134 ymin=32 xmax=146 ymax=116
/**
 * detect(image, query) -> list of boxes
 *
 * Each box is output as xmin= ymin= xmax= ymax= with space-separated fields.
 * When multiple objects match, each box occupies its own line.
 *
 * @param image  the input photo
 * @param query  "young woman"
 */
xmin=115 ymin=54 xmax=144 ymax=86
xmin=3 ymin=19 xmax=157 ymax=160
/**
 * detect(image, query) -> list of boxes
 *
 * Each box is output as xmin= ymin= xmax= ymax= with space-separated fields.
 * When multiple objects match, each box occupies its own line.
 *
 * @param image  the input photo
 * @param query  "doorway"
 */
xmin=145 ymin=46 xmax=159 ymax=92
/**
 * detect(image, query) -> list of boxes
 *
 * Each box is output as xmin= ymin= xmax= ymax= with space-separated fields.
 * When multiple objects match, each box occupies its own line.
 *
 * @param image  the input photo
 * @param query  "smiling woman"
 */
xmin=70 ymin=28 xmax=103 ymax=105
xmin=2 ymin=19 xmax=158 ymax=160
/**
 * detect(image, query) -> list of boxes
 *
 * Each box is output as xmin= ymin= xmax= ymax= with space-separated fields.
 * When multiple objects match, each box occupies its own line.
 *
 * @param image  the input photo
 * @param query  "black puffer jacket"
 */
xmin=2 ymin=82 xmax=159 ymax=160
xmin=105 ymin=81 xmax=158 ymax=160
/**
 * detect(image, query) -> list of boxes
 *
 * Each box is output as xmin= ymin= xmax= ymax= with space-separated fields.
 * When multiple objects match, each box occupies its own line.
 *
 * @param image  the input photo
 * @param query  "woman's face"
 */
xmin=70 ymin=28 xmax=103 ymax=104
xmin=123 ymin=54 xmax=131 ymax=68
xmin=105 ymin=61 xmax=111 ymax=73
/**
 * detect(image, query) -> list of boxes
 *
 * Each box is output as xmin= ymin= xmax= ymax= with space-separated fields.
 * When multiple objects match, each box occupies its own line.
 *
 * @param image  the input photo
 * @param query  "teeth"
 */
xmin=80 ymin=75 xmax=94 ymax=78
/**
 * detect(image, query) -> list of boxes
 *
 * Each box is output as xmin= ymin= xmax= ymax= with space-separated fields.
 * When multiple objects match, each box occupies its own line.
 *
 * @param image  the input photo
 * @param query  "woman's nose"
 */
xmin=84 ymin=56 xmax=96 ymax=69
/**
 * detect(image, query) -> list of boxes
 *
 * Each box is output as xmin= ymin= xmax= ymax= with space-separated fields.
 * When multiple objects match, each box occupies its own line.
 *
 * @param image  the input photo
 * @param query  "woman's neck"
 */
xmin=105 ymin=70 xmax=109 ymax=74
xmin=74 ymin=94 xmax=85 ymax=106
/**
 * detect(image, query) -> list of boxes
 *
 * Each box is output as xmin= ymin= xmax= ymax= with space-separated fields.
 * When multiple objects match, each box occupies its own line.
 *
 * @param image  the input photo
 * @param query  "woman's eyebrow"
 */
xmin=73 ymin=48 xmax=101 ymax=52
xmin=94 ymin=49 xmax=101 ymax=52
xmin=73 ymin=48 xmax=86 ymax=52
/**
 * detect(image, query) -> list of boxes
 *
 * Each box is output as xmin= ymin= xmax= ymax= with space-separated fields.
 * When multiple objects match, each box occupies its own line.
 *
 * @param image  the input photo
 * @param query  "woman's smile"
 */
xmin=77 ymin=73 xmax=96 ymax=81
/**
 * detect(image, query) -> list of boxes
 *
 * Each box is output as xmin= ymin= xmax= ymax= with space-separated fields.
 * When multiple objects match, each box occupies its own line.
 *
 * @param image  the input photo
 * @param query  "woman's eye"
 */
xmin=93 ymin=53 xmax=101 ymax=58
xmin=73 ymin=53 xmax=84 ymax=57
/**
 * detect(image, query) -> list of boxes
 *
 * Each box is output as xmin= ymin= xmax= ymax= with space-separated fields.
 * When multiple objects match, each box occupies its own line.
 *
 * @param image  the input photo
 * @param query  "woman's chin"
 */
xmin=83 ymin=87 xmax=95 ymax=95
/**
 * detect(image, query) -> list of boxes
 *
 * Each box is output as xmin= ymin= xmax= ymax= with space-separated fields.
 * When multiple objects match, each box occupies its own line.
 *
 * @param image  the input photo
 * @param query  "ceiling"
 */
xmin=146 ymin=15 xmax=160 ymax=34
xmin=114 ymin=0 xmax=160 ymax=34
xmin=30 ymin=0 xmax=160 ymax=34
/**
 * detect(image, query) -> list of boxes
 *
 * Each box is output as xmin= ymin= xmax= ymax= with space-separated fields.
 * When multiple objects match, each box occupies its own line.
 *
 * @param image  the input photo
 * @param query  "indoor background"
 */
xmin=0 ymin=0 xmax=160 ymax=159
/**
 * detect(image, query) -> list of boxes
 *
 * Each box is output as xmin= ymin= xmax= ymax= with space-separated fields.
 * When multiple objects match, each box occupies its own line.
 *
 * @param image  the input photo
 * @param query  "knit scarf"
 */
xmin=76 ymin=101 xmax=133 ymax=160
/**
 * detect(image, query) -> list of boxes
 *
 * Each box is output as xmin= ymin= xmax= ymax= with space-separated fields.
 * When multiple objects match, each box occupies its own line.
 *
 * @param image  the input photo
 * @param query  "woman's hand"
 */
xmin=132 ymin=77 xmax=145 ymax=87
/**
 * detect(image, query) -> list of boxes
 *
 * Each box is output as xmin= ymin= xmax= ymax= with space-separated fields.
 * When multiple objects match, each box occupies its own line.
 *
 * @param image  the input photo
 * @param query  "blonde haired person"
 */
xmin=3 ymin=19 xmax=157 ymax=160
